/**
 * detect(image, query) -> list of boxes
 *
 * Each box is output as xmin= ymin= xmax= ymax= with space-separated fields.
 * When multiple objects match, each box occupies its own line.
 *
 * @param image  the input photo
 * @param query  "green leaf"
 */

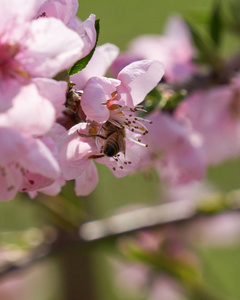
xmin=68 ymin=19 xmax=100 ymax=76
xmin=140 ymin=87 xmax=163 ymax=116
xmin=186 ymin=20 xmax=222 ymax=69
xmin=210 ymin=1 xmax=222 ymax=46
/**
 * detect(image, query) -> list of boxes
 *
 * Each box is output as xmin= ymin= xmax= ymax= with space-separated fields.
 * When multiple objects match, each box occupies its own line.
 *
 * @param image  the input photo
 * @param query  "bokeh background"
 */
xmin=1 ymin=0 xmax=240 ymax=299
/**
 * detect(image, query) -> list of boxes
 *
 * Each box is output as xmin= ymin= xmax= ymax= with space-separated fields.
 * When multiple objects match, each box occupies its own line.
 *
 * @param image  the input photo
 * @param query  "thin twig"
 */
xmin=79 ymin=189 xmax=240 ymax=241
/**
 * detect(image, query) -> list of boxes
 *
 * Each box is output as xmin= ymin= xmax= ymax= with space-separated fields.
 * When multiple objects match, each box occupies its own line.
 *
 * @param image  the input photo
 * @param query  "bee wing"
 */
xmin=118 ymin=133 xmax=126 ymax=155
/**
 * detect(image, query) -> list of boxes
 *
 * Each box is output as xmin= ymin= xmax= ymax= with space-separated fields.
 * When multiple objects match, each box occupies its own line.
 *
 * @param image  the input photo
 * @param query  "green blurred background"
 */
xmin=1 ymin=0 xmax=240 ymax=299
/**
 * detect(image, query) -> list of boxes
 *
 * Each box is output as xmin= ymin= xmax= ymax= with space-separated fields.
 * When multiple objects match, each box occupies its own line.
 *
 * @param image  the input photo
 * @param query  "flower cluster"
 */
xmin=0 ymin=0 xmax=96 ymax=200
xmin=2 ymin=1 xmax=240 ymax=201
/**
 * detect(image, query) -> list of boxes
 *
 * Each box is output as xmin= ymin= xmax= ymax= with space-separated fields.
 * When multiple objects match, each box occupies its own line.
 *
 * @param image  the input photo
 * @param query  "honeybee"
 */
xmin=78 ymin=121 xmax=126 ymax=159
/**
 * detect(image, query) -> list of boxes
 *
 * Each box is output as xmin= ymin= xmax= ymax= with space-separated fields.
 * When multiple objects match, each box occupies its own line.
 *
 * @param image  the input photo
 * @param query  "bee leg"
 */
xmin=88 ymin=154 xmax=105 ymax=160
xmin=77 ymin=130 xmax=107 ymax=139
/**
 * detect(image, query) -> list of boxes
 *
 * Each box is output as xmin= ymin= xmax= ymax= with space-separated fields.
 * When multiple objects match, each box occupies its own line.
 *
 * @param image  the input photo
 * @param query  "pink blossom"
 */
xmin=59 ymin=60 xmax=164 ymax=194
xmin=0 ymin=83 xmax=66 ymax=200
xmin=0 ymin=0 xmax=87 ymax=112
xmin=137 ymin=110 xmax=205 ymax=185
xmin=112 ymin=15 xmax=196 ymax=82
xmin=149 ymin=276 xmax=183 ymax=300
xmin=81 ymin=60 xmax=165 ymax=122
xmin=0 ymin=128 xmax=60 ymax=201
xmin=175 ymin=74 xmax=240 ymax=165
xmin=80 ymin=60 xmax=165 ymax=174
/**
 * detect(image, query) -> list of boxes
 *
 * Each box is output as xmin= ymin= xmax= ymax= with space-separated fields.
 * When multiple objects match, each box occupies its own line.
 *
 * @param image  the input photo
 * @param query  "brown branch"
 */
xmin=170 ymin=50 xmax=240 ymax=94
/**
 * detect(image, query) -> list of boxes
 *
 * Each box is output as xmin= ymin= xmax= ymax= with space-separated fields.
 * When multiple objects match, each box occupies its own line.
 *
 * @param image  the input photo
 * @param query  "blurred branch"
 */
xmin=170 ymin=50 xmax=240 ymax=94
xmin=0 ymin=189 xmax=240 ymax=279
xmin=79 ymin=189 xmax=240 ymax=241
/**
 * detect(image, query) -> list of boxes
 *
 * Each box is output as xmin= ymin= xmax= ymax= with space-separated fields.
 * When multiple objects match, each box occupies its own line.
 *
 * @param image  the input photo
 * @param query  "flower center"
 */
xmin=0 ymin=43 xmax=30 ymax=80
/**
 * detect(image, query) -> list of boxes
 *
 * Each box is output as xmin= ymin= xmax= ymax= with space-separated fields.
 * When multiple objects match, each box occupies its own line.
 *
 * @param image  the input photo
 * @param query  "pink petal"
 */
xmin=0 ymin=83 xmax=56 ymax=136
xmin=32 ymin=78 xmax=67 ymax=116
xmin=81 ymin=77 xmax=120 ymax=123
xmin=0 ymin=79 xmax=21 ymax=113
xmin=71 ymin=43 xmax=119 ymax=90
xmin=38 ymin=175 xmax=66 ymax=196
xmin=76 ymin=14 xmax=96 ymax=57
xmin=175 ymin=86 xmax=240 ymax=165
xmin=110 ymin=53 xmax=141 ymax=78
xmin=21 ymin=138 xmax=60 ymax=179
xmin=36 ymin=0 xmax=79 ymax=29
xmin=22 ymin=18 xmax=84 ymax=78
xmin=0 ymin=0 xmax=40 ymax=25
xmin=0 ymin=165 xmax=23 ymax=201
xmin=59 ymin=123 xmax=97 ymax=179
xmin=117 ymin=60 xmax=164 ymax=106
xmin=139 ymin=111 xmax=206 ymax=185
xmin=75 ymin=161 xmax=98 ymax=196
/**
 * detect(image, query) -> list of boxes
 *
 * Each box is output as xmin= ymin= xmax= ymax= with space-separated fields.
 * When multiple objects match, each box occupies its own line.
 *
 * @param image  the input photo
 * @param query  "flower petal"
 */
xmin=81 ymin=76 xmax=120 ymax=123
xmin=75 ymin=161 xmax=98 ymax=196
xmin=76 ymin=14 xmax=96 ymax=57
xmin=59 ymin=123 xmax=97 ymax=179
xmin=0 ymin=83 xmax=56 ymax=136
xmin=32 ymin=78 xmax=67 ymax=117
xmin=71 ymin=43 xmax=119 ymax=90
xmin=117 ymin=60 xmax=164 ymax=106
xmin=22 ymin=18 xmax=84 ymax=78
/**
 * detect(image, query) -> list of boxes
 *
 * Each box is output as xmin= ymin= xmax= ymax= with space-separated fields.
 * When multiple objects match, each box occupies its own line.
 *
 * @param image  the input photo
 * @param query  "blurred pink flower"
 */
xmin=137 ymin=110 xmax=206 ymax=185
xmin=112 ymin=15 xmax=196 ymax=82
xmin=175 ymin=74 xmax=240 ymax=165
xmin=149 ymin=276 xmax=184 ymax=300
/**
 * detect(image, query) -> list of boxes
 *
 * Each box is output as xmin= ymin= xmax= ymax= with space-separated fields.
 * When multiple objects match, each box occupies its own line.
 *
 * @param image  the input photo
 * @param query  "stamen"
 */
xmin=128 ymin=136 xmax=148 ymax=147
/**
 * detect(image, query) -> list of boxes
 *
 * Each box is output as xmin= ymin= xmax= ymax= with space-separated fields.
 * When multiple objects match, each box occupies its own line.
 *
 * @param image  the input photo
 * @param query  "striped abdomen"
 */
xmin=103 ymin=132 xmax=120 ymax=157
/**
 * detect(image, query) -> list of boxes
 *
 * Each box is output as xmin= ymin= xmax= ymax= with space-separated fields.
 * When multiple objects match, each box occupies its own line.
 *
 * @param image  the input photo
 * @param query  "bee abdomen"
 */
xmin=103 ymin=133 xmax=119 ymax=157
